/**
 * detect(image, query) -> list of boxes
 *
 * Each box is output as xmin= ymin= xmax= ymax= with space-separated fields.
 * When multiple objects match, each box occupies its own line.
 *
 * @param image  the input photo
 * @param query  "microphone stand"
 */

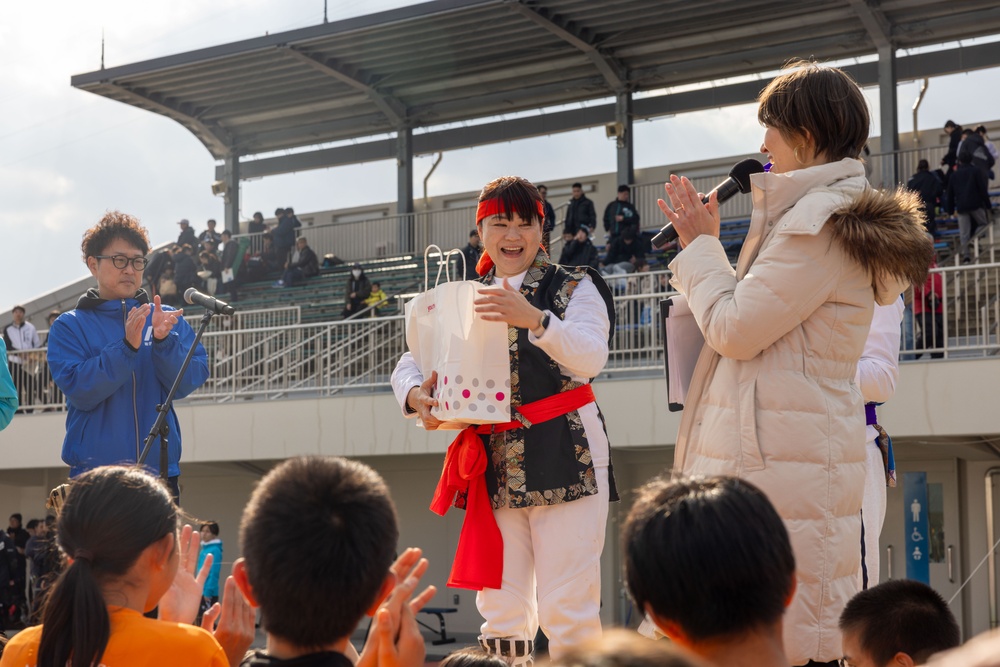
xmin=137 ymin=309 xmax=214 ymax=484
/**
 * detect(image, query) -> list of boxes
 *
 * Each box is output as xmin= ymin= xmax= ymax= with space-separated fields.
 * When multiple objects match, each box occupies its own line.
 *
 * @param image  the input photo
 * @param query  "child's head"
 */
xmin=839 ymin=579 xmax=959 ymax=666
xmin=439 ymin=647 xmax=507 ymax=667
xmin=39 ymin=466 xmax=178 ymax=667
xmin=372 ymin=282 xmax=381 ymax=291
xmin=547 ymin=629 xmax=706 ymax=667
xmin=623 ymin=476 xmax=795 ymax=645
xmin=236 ymin=456 xmax=399 ymax=650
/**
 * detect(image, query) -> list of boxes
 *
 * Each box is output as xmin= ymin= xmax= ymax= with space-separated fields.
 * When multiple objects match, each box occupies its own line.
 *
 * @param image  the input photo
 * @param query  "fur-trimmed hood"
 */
xmin=829 ymin=186 xmax=933 ymax=304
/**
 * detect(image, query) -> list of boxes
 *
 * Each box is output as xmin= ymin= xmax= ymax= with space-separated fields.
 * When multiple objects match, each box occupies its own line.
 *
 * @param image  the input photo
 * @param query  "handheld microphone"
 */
xmin=184 ymin=287 xmax=236 ymax=316
xmin=651 ymin=158 xmax=766 ymax=248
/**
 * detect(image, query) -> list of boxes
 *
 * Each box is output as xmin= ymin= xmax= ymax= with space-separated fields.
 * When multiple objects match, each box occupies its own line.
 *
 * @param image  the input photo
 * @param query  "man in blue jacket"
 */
xmin=47 ymin=211 xmax=209 ymax=500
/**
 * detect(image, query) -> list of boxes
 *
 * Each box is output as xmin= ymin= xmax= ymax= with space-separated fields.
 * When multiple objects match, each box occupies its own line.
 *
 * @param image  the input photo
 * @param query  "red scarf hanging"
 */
xmin=429 ymin=384 xmax=596 ymax=590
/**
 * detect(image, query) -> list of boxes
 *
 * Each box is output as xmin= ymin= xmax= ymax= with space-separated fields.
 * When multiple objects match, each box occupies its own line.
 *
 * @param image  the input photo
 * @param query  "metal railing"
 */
xmin=11 ymin=257 xmax=1000 ymax=414
xmin=183 ymin=305 xmax=301 ymax=330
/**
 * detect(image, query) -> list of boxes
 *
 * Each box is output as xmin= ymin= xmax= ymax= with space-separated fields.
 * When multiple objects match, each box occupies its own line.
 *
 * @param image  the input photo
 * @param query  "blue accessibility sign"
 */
xmin=903 ymin=471 xmax=930 ymax=584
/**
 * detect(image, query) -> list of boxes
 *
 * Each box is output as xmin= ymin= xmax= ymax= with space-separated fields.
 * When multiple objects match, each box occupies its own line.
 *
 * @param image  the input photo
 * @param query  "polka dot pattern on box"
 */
xmin=434 ymin=373 xmax=510 ymax=419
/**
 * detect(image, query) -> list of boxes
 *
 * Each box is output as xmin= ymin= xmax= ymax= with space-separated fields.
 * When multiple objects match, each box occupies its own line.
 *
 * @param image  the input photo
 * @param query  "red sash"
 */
xmin=429 ymin=384 xmax=596 ymax=590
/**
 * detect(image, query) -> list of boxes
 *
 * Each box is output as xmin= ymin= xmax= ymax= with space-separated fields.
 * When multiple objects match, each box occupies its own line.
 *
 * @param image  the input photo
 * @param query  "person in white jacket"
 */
xmin=658 ymin=62 xmax=931 ymax=666
xmin=857 ymin=298 xmax=904 ymax=589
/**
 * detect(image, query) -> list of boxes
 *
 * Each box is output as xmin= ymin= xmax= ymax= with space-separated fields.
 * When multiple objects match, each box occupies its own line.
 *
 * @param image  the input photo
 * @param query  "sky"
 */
xmin=2 ymin=0 xmax=999 ymax=312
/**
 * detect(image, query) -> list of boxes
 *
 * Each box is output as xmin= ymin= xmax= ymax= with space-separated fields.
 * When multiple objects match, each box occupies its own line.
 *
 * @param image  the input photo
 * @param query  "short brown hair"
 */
xmin=757 ymin=61 xmax=870 ymax=163
xmin=477 ymin=176 xmax=543 ymax=226
xmin=81 ymin=211 xmax=150 ymax=261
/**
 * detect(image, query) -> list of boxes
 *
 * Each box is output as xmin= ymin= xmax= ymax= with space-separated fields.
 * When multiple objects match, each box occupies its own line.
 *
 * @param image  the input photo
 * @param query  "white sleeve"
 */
xmin=528 ymin=276 xmax=610 ymax=379
xmin=854 ymin=297 xmax=904 ymax=403
xmin=390 ymin=351 xmax=423 ymax=418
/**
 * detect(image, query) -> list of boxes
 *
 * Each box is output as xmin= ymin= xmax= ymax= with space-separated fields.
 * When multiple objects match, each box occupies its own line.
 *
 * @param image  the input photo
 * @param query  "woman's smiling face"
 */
xmin=478 ymin=213 xmax=542 ymax=277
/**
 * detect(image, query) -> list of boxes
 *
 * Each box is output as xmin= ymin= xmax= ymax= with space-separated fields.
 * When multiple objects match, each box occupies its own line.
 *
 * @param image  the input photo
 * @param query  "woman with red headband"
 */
xmin=392 ymin=176 xmax=616 ymax=665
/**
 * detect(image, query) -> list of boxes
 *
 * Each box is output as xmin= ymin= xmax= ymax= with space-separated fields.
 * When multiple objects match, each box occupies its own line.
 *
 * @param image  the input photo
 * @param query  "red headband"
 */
xmin=474 ymin=198 xmax=547 ymax=277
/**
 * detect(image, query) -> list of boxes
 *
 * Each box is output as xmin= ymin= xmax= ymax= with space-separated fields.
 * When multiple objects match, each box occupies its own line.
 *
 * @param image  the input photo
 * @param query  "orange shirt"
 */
xmin=0 ymin=606 xmax=228 ymax=667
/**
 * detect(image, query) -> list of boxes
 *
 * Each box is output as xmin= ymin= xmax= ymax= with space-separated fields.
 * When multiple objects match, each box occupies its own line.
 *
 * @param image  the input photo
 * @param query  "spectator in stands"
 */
xmin=659 ymin=63 xmax=931 ymax=667
xmin=563 ymin=182 xmax=596 ymax=241
xmin=906 ymin=159 xmax=944 ymax=235
xmin=976 ymin=125 xmax=999 ymax=169
xmin=218 ymin=229 xmax=240 ymax=302
xmin=232 ymin=456 xmax=433 ymax=667
xmin=914 ymin=248 xmax=944 ymax=360
xmin=558 ymin=225 xmax=599 ymax=269
xmin=246 ymin=232 xmax=280 ymax=281
xmin=143 ymin=245 xmax=174 ymax=299
xmin=461 ymin=228 xmax=482 ymax=280
xmin=364 ymin=281 xmax=388 ymax=315
xmin=946 ymin=152 xmax=990 ymax=264
xmin=839 ymin=580 xmax=959 ymax=666
xmin=4 ymin=305 xmax=40 ymax=411
xmin=342 ymin=262 xmax=372 ymax=317
xmin=272 ymin=207 xmax=301 ymax=264
xmin=197 ymin=521 xmax=223 ymax=616
xmin=173 ymin=243 xmax=201 ymax=296
xmin=940 ymin=120 xmax=962 ymax=173
xmin=958 ymin=127 xmax=995 ymax=180
xmin=624 ymin=476 xmax=795 ymax=667
xmin=0 ymin=527 xmax=17 ymax=631
xmin=199 ymin=218 xmax=223 ymax=246
xmin=198 ymin=249 xmax=223 ymax=294
xmin=275 ymin=236 xmax=319 ymax=288
xmin=158 ymin=262 xmax=181 ymax=308
xmin=0 ymin=466 xmax=254 ymax=667
xmin=47 ymin=212 xmax=209 ymax=499
xmin=603 ymin=185 xmax=641 ymax=245
xmin=25 ymin=516 xmax=59 ymax=623
xmin=177 ymin=218 xmax=198 ymax=248
xmin=537 ymin=184 xmax=556 ymax=234
xmin=247 ymin=211 xmax=266 ymax=235
xmin=601 ymin=227 xmax=647 ymax=276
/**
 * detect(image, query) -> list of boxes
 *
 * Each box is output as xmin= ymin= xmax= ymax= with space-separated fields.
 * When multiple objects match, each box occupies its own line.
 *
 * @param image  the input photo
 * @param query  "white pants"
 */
xmin=477 ymin=465 xmax=609 ymax=661
xmin=861 ymin=440 xmax=887 ymax=587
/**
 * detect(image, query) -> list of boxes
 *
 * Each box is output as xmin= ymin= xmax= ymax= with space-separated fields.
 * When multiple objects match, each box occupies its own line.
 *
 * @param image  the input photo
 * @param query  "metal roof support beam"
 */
xmin=397 ymin=128 xmax=415 ymax=253
xmin=504 ymin=0 xmax=627 ymax=92
xmin=217 ymin=41 xmax=1000 ymax=182
xmin=847 ymin=0 xmax=899 ymax=181
xmin=278 ymin=45 xmax=407 ymax=126
xmin=615 ymin=91 xmax=634 ymax=187
xmin=105 ymin=83 xmax=233 ymax=158
xmin=223 ymin=156 xmax=240 ymax=234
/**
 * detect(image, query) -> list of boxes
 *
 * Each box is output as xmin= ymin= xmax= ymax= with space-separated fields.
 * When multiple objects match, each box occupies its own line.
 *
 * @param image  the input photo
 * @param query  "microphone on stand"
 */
xmin=184 ymin=288 xmax=236 ymax=316
xmin=651 ymin=158 xmax=766 ymax=249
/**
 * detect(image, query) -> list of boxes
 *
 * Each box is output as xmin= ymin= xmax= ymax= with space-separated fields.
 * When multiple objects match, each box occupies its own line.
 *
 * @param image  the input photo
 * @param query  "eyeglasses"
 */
xmin=94 ymin=255 xmax=148 ymax=271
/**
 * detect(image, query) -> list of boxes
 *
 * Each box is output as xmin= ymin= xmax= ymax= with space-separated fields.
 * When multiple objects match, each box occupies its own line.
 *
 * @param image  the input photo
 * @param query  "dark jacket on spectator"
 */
xmin=603 ymin=200 xmax=641 ymax=239
xmin=559 ymin=238 xmax=599 ymax=269
xmin=290 ymin=246 xmax=320 ymax=278
xmin=946 ymin=162 xmax=990 ymax=214
xmin=906 ymin=170 xmax=944 ymax=213
xmin=220 ymin=241 xmax=240 ymax=272
xmin=177 ymin=227 xmax=198 ymax=248
xmin=604 ymin=235 xmax=647 ymax=266
xmin=345 ymin=273 xmax=372 ymax=304
xmin=542 ymin=200 xmax=556 ymax=233
xmin=273 ymin=216 xmax=301 ymax=252
xmin=942 ymin=125 xmax=963 ymax=169
xmin=563 ymin=195 xmax=596 ymax=237
xmin=461 ymin=242 xmax=482 ymax=280
xmin=173 ymin=251 xmax=200 ymax=293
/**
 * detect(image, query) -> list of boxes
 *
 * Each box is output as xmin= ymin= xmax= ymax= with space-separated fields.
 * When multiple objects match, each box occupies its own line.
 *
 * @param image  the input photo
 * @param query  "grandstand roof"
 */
xmin=71 ymin=0 xmax=1000 ymax=160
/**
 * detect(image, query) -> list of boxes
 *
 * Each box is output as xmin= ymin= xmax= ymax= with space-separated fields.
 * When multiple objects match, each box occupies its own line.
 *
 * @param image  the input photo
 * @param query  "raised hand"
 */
xmin=202 ymin=573 xmax=257 ymax=667
xmin=656 ymin=174 xmax=721 ymax=248
xmin=158 ymin=524 xmax=210 ymax=624
xmin=125 ymin=303 xmax=151 ymax=349
xmin=151 ymin=294 xmax=183 ymax=340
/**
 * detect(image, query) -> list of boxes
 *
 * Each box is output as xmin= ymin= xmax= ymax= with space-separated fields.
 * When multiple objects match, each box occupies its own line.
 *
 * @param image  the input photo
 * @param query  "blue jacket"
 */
xmin=197 ymin=539 xmax=223 ymax=598
xmin=0 ymin=341 xmax=17 ymax=429
xmin=47 ymin=289 xmax=209 ymax=477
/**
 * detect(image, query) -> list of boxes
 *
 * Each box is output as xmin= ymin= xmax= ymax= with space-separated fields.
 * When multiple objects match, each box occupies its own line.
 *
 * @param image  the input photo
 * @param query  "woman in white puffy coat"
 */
xmin=659 ymin=63 xmax=931 ymax=667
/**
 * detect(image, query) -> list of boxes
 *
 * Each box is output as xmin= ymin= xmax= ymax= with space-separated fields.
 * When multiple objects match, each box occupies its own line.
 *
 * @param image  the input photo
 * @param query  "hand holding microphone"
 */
xmin=652 ymin=158 xmax=765 ymax=248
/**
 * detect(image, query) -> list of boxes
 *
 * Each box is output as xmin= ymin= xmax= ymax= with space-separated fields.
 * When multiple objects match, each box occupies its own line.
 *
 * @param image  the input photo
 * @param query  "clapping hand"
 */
xmin=151 ymin=295 xmax=183 ymax=341
xmin=158 ymin=524 xmax=210 ymax=624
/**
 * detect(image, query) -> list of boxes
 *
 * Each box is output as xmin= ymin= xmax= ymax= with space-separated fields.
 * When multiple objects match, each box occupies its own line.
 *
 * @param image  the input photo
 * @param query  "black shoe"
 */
xmin=961 ymin=255 xmax=972 ymax=265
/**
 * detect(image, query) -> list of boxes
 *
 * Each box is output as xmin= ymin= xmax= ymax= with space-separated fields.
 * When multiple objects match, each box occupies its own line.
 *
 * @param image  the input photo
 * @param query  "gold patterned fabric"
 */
xmin=471 ymin=252 xmax=616 ymax=510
